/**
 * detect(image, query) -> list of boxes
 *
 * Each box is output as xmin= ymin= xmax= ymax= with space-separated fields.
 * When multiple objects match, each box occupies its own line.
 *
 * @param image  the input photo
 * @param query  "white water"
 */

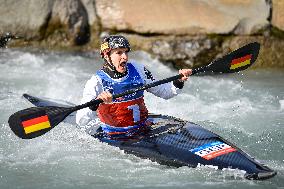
xmin=0 ymin=48 xmax=283 ymax=189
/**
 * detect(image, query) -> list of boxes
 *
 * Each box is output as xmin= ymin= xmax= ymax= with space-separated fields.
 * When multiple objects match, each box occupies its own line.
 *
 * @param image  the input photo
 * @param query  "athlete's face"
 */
xmin=106 ymin=48 xmax=129 ymax=73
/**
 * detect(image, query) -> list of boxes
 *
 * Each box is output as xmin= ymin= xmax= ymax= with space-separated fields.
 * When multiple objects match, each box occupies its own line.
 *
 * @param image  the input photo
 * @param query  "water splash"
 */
xmin=0 ymin=49 xmax=283 ymax=189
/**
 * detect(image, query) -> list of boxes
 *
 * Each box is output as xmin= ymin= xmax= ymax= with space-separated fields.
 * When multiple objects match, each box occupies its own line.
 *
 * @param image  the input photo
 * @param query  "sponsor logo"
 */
xmin=191 ymin=141 xmax=236 ymax=160
xmin=100 ymin=42 xmax=109 ymax=51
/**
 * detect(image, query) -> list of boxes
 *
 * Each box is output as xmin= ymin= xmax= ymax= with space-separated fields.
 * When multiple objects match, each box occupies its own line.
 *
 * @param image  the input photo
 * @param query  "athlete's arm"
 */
xmin=132 ymin=62 xmax=182 ymax=99
xmin=76 ymin=75 xmax=103 ymax=125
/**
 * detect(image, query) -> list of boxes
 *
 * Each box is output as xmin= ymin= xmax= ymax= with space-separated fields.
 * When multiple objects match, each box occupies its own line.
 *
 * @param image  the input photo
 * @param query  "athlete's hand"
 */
xmin=179 ymin=69 xmax=192 ymax=81
xmin=97 ymin=91 xmax=113 ymax=103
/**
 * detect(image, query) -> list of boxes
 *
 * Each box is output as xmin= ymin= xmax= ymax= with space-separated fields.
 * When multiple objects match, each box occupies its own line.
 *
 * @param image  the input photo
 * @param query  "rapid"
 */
xmin=0 ymin=48 xmax=283 ymax=189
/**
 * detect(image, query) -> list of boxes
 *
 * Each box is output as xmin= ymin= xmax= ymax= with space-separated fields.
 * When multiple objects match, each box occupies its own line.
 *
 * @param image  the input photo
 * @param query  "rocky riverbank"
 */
xmin=1 ymin=0 xmax=284 ymax=69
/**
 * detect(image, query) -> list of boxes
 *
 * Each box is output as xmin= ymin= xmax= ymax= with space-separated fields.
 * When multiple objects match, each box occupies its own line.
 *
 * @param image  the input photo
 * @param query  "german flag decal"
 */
xmin=230 ymin=54 xmax=252 ymax=70
xmin=21 ymin=114 xmax=51 ymax=134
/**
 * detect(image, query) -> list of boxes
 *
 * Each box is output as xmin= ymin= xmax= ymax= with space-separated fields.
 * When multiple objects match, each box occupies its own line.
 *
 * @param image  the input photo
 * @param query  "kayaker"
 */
xmin=76 ymin=35 xmax=192 ymax=138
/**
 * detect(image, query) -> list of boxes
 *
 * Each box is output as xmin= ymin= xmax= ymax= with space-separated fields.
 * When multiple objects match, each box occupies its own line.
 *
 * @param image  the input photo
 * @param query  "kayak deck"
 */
xmin=23 ymin=94 xmax=277 ymax=180
xmin=93 ymin=114 xmax=276 ymax=180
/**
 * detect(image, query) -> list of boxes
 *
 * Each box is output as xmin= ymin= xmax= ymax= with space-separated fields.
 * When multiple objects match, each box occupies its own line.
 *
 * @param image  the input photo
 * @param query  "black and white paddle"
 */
xmin=8 ymin=42 xmax=260 ymax=139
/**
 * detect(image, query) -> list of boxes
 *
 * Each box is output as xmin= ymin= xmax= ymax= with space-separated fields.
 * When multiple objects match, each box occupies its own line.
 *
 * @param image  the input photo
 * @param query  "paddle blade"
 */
xmin=193 ymin=42 xmax=260 ymax=75
xmin=8 ymin=106 xmax=74 ymax=139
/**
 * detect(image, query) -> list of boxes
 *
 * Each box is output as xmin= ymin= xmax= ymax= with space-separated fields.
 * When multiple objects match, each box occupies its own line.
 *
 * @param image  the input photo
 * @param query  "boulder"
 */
xmin=125 ymin=34 xmax=284 ymax=69
xmin=0 ymin=0 xmax=53 ymax=39
xmin=272 ymin=0 xmax=284 ymax=31
xmin=0 ymin=0 xmax=92 ymax=46
xmin=120 ymin=34 xmax=221 ymax=69
xmin=96 ymin=0 xmax=270 ymax=35
xmin=81 ymin=0 xmax=100 ymax=45
xmin=46 ymin=0 xmax=90 ymax=46
xmin=81 ymin=0 xmax=98 ymax=26
xmin=151 ymin=36 xmax=220 ymax=68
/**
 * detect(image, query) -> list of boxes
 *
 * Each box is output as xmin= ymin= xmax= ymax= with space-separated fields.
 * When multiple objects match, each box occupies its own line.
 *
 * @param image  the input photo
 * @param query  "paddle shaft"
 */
xmin=73 ymin=74 xmax=184 ymax=111
xmin=9 ymin=42 xmax=260 ymax=139
xmin=22 ymin=41 xmax=260 ymax=114
xmin=73 ymin=39 xmax=259 ymax=112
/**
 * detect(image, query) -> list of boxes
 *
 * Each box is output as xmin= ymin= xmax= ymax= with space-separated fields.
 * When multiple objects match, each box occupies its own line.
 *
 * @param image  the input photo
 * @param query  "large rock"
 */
xmin=81 ymin=0 xmax=98 ymax=26
xmin=272 ymin=0 xmax=284 ymax=31
xmin=150 ymin=36 xmax=220 ymax=68
xmin=125 ymin=34 xmax=284 ymax=69
xmin=1 ymin=0 xmax=283 ymax=69
xmin=0 ymin=0 xmax=92 ymax=46
xmin=96 ymin=0 xmax=270 ymax=35
xmin=45 ymin=0 xmax=90 ymax=46
xmin=120 ymin=34 xmax=221 ymax=69
xmin=81 ymin=0 xmax=100 ymax=45
xmin=0 ymin=0 xmax=53 ymax=39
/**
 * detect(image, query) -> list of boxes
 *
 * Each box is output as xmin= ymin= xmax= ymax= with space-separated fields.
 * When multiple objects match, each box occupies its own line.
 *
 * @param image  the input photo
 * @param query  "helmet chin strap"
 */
xmin=104 ymin=57 xmax=116 ymax=71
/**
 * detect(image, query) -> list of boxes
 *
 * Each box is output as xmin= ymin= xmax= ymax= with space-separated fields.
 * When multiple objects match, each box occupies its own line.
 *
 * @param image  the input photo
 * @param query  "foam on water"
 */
xmin=280 ymin=100 xmax=284 ymax=111
xmin=0 ymin=49 xmax=283 ymax=189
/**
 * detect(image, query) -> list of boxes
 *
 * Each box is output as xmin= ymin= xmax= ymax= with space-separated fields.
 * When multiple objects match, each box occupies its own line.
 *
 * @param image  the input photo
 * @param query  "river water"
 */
xmin=0 ymin=48 xmax=283 ymax=189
